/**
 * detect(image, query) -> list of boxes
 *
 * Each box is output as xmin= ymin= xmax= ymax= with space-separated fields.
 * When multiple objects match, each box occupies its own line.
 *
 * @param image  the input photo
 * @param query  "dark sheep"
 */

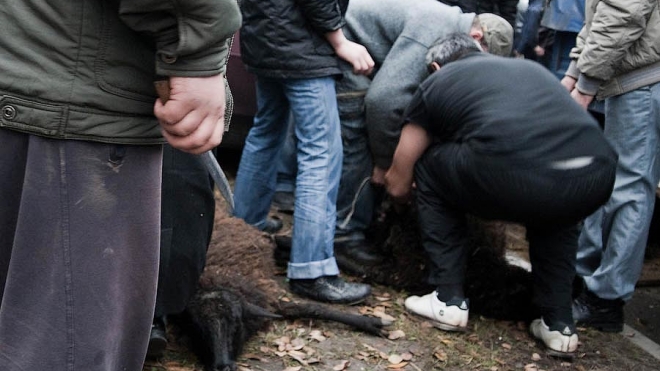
xmin=174 ymin=212 xmax=390 ymax=371
xmin=177 ymin=200 xmax=535 ymax=371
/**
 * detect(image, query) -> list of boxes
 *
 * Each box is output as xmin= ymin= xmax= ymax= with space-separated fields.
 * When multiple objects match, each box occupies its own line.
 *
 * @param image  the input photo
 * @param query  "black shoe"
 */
xmin=272 ymin=191 xmax=295 ymax=214
xmin=572 ymin=290 xmax=624 ymax=332
xmin=261 ymin=217 xmax=283 ymax=234
xmin=334 ymin=239 xmax=384 ymax=265
xmin=146 ymin=316 xmax=168 ymax=359
xmin=289 ymin=276 xmax=371 ymax=305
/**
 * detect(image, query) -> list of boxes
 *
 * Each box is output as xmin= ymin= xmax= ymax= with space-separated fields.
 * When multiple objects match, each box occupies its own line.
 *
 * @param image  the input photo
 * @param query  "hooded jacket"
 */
xmin=566 ymin=0 xmax=660 ymax=99
xmin=0 ymin=0 xmax=241 ymax=145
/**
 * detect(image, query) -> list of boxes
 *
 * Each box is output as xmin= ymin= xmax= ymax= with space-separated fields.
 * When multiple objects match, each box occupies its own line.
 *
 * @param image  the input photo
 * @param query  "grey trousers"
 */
xmin=0 ymin=129 xmax=162 ymax=371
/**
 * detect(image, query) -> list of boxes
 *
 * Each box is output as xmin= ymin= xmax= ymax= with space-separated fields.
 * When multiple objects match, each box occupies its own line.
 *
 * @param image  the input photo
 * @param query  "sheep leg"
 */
xmin=277 ymin=302 xmax=390 ymax=336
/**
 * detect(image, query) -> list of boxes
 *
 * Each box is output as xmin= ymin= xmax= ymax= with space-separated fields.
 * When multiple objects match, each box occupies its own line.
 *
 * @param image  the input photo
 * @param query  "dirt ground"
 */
xmin=143 ymin=151 xmax=660 ymax=371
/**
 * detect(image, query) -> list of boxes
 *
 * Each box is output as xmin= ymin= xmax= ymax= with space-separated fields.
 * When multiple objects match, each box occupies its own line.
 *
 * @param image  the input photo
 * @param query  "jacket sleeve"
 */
xmin=365 ymin=37 xmax=431 ymax=169
xmin=295 ymin=0 xmax=345 ymax=33
xmin=571 ymin=0 xmax=654 ymax=94
xmin=118 ymin=0 xmax=242 ymax=77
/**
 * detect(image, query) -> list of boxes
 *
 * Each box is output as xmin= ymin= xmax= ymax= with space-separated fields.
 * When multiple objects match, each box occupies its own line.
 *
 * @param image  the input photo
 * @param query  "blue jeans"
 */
xmin=334 ymin=89 xmax=378 ymax=240
xmin=233 ymin=76 xmax=342 ymax=279
xmin=577 ymin=82 xmax=660 ymax=301
xmin=275 ymin=74 xmax=377 ymax=242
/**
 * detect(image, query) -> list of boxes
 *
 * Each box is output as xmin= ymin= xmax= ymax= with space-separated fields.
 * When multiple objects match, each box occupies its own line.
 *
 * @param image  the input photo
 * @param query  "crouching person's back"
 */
xmin=385 ymin=33 xmax=616 ymax=359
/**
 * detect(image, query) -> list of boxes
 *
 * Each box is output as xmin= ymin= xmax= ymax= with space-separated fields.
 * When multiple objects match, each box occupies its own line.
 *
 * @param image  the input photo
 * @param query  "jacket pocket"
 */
xmin=95 ymin=2 xmax=157 ymax=103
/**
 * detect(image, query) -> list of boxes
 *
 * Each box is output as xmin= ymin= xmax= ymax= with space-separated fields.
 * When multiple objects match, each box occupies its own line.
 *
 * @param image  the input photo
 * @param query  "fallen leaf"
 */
xmin=434 ymin=350 xmax=448 ymax=361
xmin=371 ymin=310 xmax=396 ymax=323
xmin=388 ymin=354 xmax=403 ymax=364
xmin=358 ymin=306 xmax=371 ymax=315
xmin=401 ymin=352 xmax=413 ymax=361
xmin=501 ymin=343 xmax=512 ymax=350
xmin=531 ymin=353 xmax=541 ymax=361
xmin=287 ymin=350 xmax=308 ymax=365
xmin=333 ymin=360 xmax=350 ymax=370
xmin=290 ymin=338 xmax=305 ymax=350
xmin=388 ymin=330 xmax=405 ymax=340
xmin=283 ymin=367 xmax=301 ymax=371
xmin=387 ymin=362 xmax=409 ymax=369
xmin=309 ymin=330 xmax=327 ymax=342
xmin=524 ymin=364 xmax=538 ymax=371
xmin=362 ymin=343 xmax=378 ymax=352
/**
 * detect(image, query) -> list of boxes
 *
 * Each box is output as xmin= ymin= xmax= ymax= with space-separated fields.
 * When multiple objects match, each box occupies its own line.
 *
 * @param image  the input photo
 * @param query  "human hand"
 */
xmin=325 ymin=29 xmax=374 ymax=76
xmin=154 ymin=75 xmax=226 ymax=154
xmin=334 ymin=40 xmax=375 ymax=76
xmin=384 ymin=166 xmax=414 ymax=205
xmin=533 ymin=45 xmax=545 ymax=57
xmin=560 ymin=76 xmax=576 ymax=92
xmin=570 ymin=89 xmax=594 ymax=110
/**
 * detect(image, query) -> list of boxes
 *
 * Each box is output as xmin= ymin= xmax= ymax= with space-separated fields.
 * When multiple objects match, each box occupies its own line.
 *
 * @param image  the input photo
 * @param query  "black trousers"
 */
xmin=415 ymin=142 xmax=616 ymax=324
xmin=154 ymin=145 xmax=216 ymax=318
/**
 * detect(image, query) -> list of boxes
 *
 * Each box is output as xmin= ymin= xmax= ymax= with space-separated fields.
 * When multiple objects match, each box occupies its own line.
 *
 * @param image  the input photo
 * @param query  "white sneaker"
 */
xmin=529 ymin=318 xmax=578 ymax=357
xmin=404 ymin=291 xmax=469 ymax=331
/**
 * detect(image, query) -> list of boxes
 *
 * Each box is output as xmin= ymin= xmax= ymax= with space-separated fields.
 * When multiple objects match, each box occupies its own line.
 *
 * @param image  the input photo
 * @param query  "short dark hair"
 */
xmin=425 ymin=33 xmax=482 ymax=72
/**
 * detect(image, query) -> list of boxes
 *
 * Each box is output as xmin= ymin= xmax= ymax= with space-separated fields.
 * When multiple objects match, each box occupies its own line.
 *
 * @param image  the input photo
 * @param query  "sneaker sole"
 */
xmin=545 ymin=347 xmax=576 ymax=360
xmin=432 ymin=321 xmax=469 ymax=332
xmin=406 ymin=311 xmax=468 ymax=332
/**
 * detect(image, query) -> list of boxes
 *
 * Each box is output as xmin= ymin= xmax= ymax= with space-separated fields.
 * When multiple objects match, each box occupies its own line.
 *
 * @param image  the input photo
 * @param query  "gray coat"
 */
xmin=342 ymin=0 xmax=474 ymax=168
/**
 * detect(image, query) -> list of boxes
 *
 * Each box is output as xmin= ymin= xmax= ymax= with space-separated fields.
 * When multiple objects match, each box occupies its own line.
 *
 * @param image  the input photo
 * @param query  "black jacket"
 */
xmin=439 ymin=0 xmax=518 ymax=26
xmin=239 ymin=0 xmax=347 ymax=79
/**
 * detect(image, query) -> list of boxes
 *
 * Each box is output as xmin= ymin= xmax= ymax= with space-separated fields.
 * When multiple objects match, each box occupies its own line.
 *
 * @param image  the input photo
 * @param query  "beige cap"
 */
xmin=477 ymin=13 xmax=514 ymax=57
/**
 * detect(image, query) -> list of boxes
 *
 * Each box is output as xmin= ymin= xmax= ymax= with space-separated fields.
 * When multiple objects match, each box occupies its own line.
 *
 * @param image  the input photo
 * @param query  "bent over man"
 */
xmin=386 ymin=34 xmax=617 ymax=357
xmin=274 ymin=0 xmax=514 ymax=273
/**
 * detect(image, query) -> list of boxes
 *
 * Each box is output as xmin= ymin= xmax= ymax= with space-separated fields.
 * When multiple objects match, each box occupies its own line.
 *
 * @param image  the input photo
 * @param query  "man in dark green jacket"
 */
xmin=0 ymin=1 xmax=241 ymax=370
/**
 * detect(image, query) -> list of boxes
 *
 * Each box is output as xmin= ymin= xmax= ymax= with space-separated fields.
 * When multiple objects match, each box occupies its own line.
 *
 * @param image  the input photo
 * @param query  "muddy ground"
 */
xmin=143 ymin=150 xmax=660 ymax=371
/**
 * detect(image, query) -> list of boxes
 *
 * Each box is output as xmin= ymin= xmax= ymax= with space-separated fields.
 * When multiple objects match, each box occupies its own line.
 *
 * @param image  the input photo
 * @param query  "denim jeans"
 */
xmin=233 ymin=76 xmax=341 ymax=279
xmin=334 ymin=89 xmax=379 ymax=240
xmin=275 ymin=74 xmax=377 ymax=242
xmin=577 ymin=82 xmax=660 ymax=301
